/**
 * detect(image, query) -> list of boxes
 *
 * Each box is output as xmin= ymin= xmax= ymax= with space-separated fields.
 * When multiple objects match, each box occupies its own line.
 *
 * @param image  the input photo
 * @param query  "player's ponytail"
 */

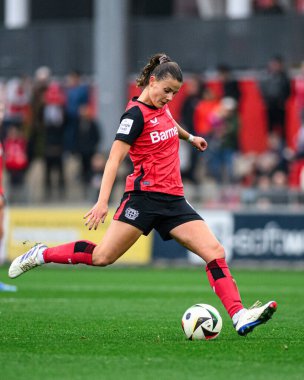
xmin=136 ymin=53 xmax=183 ymax=88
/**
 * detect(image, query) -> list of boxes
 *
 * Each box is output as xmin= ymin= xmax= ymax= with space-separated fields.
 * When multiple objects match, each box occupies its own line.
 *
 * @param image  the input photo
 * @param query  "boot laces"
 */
xmin=249 ymin=300 xmax=262 ymax=309
xmin=20 ymin=257 xmax=38 ymax=272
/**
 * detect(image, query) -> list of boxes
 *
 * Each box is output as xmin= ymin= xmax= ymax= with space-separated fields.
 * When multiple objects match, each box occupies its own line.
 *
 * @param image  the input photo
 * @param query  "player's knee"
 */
xmin=92 ymin=256 xmax=114 ymax=267
xmin=214 ymin=243 xmax=225 ymax=259
xmin=92 ymin=248 xmax=117 ymax=267
xmin=209 ymin=242 xmax=225 ymax=260
xmin=201 ymin=241 xmax=226 ymax=262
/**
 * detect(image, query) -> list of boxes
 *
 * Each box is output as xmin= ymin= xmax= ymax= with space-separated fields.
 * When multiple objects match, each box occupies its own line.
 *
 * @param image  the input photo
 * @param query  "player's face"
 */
xmin=148 ymin=76 xmax=182 ymax=108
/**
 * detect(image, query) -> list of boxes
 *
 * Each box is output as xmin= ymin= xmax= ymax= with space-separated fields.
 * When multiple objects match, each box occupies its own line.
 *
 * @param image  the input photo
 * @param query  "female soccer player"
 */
xmin=9 ymin=53 xmax=276 ymax=335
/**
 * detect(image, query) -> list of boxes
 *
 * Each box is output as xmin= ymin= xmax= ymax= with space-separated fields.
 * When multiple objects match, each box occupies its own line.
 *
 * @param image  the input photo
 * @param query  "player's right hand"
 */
xmin=83 ymin=201 xmax=108 ymax=230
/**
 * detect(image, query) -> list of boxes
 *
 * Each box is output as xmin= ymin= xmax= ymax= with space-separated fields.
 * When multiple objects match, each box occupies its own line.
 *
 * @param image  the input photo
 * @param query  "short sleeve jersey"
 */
xmin=115 ymin=97 xmax=184 ymax=196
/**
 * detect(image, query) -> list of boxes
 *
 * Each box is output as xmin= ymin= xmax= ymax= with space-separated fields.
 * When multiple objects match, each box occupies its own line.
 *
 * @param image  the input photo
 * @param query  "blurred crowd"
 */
xmin=179 ymin=56 xmax=304 ymax=209
xmin=0 ymin=67 xmax=105 ymax=204
xmin=174 ymin=0 xmax=304 ymax=18
xmin=1 ymin=56 xmax=304 ymax=209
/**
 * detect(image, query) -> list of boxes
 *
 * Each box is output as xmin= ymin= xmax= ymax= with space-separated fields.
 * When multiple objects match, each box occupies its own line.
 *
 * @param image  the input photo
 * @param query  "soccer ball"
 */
xmin=181 ymin=304 xmax=222 ymax=340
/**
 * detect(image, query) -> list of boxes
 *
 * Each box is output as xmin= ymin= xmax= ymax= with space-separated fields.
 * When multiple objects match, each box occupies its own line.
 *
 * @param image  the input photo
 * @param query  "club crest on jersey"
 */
xmin=150 ymin=126 xmax=178 ymax=143
xmin=150 ymin=117 xmax=159 ymax=126
xmin=125 ymin=207 xmax=139 ymax=220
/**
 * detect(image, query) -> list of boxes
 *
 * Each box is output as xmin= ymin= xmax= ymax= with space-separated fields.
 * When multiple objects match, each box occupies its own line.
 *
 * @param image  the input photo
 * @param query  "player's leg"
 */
xmin=44 ymin=220 xmax=142 ymax=266
xmin=170 ymin=220 xmax=243 ymax=316
xmin=170 ymin=220 xmax=277 ymax=336
xmin=8 ymin=220 xmax=142 ymax=278
xmin=92 ymin=220 xmax=143 ymax=266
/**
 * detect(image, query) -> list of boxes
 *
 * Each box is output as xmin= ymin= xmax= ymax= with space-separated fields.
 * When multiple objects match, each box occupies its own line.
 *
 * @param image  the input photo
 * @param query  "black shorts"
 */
xmin=113 ymin=191 xmax=203 ymax=241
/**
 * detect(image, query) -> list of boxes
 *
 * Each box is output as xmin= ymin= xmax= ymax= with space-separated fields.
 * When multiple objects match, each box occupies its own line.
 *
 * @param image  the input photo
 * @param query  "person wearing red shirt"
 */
xmin=0 ymin=98 xmax=17 ymax=291
xmin=0 ymin=141 xmax=17 ymax=292
xmin=8 ymin=53 xmax=276 ymax=335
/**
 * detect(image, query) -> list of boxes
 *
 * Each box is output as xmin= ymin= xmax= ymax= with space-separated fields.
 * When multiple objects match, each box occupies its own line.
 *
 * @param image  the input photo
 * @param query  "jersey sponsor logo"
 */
xmin=125 ymin=207 xmax=139 ymax=220
xmin=150 ymin=126 xmax=178 ymax=143
xmin=149 ymin=117 xmax=159 ymax=126
xmin=117 ymin=118 xmax=134 ymax=135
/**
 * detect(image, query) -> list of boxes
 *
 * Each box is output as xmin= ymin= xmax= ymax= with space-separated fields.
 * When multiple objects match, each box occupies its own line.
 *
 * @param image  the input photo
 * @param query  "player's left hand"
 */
xmin=192 ymin=136 xmax=208 ymax=152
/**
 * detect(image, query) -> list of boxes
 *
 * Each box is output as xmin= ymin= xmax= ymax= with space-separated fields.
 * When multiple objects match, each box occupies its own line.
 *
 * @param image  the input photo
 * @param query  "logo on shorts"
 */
xmin=125 ymin=207 xmax=139 ymax=220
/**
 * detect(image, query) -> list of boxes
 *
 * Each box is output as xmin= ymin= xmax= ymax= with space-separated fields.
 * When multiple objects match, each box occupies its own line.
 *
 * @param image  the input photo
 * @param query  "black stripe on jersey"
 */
xmin=134 ymin=165 xmax=145 ymax=191
xmin=133 ymin=97 xmax=157 ymax=110
xmin=115 ymin=106 xmax=144 ymax=145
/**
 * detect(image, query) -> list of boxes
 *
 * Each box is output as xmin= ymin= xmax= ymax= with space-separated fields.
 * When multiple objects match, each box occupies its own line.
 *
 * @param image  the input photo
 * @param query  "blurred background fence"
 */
xmin=0 ymin=21 xmax=93 ymax=77
xmin=1 ymin=14 xmax=304 ymax=77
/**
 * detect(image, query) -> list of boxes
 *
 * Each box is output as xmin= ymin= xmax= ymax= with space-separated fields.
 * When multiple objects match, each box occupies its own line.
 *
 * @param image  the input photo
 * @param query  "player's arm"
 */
xmin=84 ymin=106 xmax=144 ymax=230
xmin=84 ymin=140 xmax=130 ymax=230
xmin=175 ymin=121 xmax=208 ymax=152
xmin=97 ymin=140 xmax=130 ymax=204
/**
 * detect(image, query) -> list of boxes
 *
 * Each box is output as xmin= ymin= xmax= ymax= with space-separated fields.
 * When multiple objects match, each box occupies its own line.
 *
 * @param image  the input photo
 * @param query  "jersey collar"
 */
xmin=132 ymin=97 xmax=158 ymax=110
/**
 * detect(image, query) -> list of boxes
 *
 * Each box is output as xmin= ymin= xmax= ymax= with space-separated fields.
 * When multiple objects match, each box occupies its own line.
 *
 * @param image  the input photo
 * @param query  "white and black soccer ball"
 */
xmin=181 ymin=304 xmax=222 ymax=340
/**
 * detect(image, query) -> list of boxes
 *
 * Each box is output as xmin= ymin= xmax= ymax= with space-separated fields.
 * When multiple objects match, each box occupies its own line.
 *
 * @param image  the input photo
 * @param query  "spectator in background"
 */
xmin=29 ymin=66 xmax=52 ymax=161
xmin=180 ymin=75 xmax=205 ymax=183
xmin=4 ymin=124 xmax=29 ymax=204
xmin=64 ymin=70 xmax=90 ymax=154
xmin=283 ymin=61 xmax=304 ymax=193
xmin=260 ymin=55 xmax=291 ymax=145
xmin=42 ymin=81 xmax=66 ymax=200
xmin=193 ymin=87 xmax=220 ymax=180
xmin=291 ymin=62 xmax=304 ymax=192
xmin=2 ymin=76 xmax=31 ymax=136
xmin=253 ymin=0 xmax=285 ymax=15
xmin=77 ymin=104 xmax=101 ymax=196
xmin=217 ymin=64 xmax=241 ymax=104
xmin=0 ymin=105 xmax=17 ymax=292
xmin=296 ymin=0 xmax=304 ymax=13
xmin=270 ymin=170 xmax=289 ymax=204
xmin=208 ymin=97 xmax=240 ymax=184
xmin=294 ymin=61 xmax=304 ymax=136
xmin=256 ymin=133 xmax=290 ymax=178
xmin=241 ymin=132 xmax=291 ymax=206
xmin=193 ymin=87 xmax=219 ymax=137
xmin=244 ymin=170 xmax=289 ymax=208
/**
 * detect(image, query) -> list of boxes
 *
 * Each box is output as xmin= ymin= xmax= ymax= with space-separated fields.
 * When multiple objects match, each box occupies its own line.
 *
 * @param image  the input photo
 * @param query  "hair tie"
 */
xmin=159 ymin=55 xmax=171 ymax=64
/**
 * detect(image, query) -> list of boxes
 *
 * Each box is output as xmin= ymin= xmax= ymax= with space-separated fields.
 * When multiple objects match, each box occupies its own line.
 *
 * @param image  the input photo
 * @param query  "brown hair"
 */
xmin=136 ymin=53 xmax=183 ymax=88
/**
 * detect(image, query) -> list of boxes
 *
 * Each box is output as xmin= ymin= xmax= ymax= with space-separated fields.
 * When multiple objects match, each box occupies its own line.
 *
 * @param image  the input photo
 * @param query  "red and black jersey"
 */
xmin=115 ymin=97 xmax=184 ymax=196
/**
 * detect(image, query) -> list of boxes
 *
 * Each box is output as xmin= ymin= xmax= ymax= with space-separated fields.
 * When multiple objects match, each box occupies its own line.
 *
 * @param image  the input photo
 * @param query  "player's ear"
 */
xmin=149 ymin=75 xmax=156 ymax=86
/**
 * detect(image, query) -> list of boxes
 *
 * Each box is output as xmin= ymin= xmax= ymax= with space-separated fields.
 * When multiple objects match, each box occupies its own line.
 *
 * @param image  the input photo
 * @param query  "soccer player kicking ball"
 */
xmin=8 ymin=53 xmax=277 ymax=336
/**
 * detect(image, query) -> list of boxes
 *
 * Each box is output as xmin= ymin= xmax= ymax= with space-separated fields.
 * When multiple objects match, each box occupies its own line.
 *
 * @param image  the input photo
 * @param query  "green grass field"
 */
xmin=0 ymin=265 xmax=303 ymax=380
